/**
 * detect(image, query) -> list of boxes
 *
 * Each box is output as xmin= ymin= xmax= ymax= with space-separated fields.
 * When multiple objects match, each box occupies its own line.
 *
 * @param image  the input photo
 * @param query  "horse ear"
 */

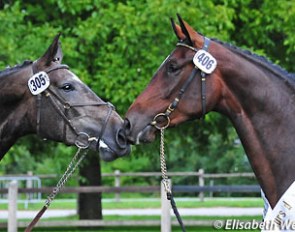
xmin=177 ymin=14 xmax=193 ymax=45
xmin=171 ymin=18 xmax=186 ymax=41
xmin=176 ymin=14 xmax=203 ymax=48
xmin=35 ymin=33 xmax=63 ymax=68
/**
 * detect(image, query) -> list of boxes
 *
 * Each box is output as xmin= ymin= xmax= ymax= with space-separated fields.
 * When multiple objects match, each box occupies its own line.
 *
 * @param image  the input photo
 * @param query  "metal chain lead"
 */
xmin=45 ymin=148 xmax=88 ymax=207
xmin=159 ymin=128 xmax=186 ymax=232
xmin=160 ymin=128 xmax=171 ymax=194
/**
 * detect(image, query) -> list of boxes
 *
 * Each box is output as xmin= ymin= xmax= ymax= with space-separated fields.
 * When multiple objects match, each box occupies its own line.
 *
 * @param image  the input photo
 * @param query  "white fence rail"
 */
xmin=1 ymin=171 xmax=258 ymax=231
xmin=2 ymin=183 xmax=261 ymax=231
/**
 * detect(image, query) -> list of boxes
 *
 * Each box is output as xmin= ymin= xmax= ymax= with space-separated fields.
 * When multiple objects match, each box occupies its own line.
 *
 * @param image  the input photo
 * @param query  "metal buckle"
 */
xmin=64 ymin=102 xmax=71 ymax=109
xmin=151 ymin=113 xmax=170 ymax=130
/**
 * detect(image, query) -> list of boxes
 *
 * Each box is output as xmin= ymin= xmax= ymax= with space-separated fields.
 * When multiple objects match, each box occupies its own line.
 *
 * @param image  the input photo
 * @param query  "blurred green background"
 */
xmin=0 ymin=0 xmax=294 ymax=188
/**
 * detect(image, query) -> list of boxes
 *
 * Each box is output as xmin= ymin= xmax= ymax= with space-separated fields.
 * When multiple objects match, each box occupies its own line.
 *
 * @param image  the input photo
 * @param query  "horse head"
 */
xmin=0 ymin=34 xmax=130 ymax=161
xmin=125 ymin=15 xmax=223 ymax=144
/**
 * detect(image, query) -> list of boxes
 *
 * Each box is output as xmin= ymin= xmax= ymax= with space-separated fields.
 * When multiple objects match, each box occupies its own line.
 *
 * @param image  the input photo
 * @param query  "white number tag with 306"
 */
xmin=28 ymin=71 xmax=50 ymax=95
xmin=193 ymin=50 xmax=217 ymax=74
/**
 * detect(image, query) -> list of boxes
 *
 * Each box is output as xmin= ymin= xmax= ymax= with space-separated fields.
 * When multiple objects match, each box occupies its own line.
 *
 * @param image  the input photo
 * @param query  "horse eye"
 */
xmin=61 ymin=83 xmax=75 ymax=92
xmin=167 ymin=62 xmax=179 ymax=74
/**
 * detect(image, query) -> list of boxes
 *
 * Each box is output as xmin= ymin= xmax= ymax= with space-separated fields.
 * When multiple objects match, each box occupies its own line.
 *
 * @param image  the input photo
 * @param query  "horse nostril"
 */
xmin=116 ymin=128 xmax=127 ymax=149
xmin=123 ymin=118 xmax=136 ymax=144
xmin=123 ymin=118 xmax=131 ymax=135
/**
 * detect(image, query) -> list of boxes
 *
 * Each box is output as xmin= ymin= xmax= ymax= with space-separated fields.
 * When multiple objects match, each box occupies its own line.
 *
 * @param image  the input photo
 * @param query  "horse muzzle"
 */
xmin=95 ymin=126 xmax=131 ymax=162
xmin=124 ymin=118 xmax=158 ymax=145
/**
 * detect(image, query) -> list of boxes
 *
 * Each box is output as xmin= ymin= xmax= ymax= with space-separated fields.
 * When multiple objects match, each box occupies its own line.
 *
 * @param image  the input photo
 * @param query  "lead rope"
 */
xmin=25 ymin=148 xmax=88 ymax=232
xmin=160 ymin=128 xmax=186 ymax=232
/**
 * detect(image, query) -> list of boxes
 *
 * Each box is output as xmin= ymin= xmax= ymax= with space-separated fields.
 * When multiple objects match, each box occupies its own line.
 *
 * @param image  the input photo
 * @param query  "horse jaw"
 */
xmin=135 ymin=125 xmax=157 ymax=144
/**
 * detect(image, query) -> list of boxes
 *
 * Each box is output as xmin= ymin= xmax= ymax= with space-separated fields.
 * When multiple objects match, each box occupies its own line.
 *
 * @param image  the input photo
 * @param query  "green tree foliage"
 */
xmin=0 ymin=0 xmax=294 ymax=186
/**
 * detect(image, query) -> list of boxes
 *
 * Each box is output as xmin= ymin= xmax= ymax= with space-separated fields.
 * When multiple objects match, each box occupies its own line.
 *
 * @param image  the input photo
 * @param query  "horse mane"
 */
xmin=0 ymin=60 xmax=33 ymax=78
xmin=212 ymin=38 xmax=295 ymax=85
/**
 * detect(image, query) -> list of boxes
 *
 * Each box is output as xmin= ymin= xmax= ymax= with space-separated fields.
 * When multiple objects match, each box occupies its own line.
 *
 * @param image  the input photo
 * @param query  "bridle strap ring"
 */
xmin=151 ymin=113 xmax=171 ymax=130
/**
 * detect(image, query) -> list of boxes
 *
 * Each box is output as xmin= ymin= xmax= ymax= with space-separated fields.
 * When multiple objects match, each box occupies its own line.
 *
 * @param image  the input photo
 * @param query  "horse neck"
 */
xmin=216 ymin=49 xmax=295 ymax=207
xmin=0 ymin=66 xmax=35 ymax=159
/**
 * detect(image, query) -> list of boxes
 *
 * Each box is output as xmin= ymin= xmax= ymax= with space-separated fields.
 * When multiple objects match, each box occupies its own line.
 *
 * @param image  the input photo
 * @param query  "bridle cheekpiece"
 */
xmin=151 ymin=37 xmax=217 ymax=129
xmin=30 ymin=63 xmax=113 ymax=149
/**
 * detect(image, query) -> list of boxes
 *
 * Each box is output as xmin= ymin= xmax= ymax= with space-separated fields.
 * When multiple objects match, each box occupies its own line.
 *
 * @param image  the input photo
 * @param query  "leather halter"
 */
xmin=151 ymin=37 xmax=211 ymax=129
xmin=32 ymin=63 xmax=113 ymax=148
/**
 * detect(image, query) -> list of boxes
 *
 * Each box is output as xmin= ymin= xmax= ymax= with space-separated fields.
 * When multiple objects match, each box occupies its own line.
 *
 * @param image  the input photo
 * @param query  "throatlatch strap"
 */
xmin=200 ymin=37 xmax=211 ymax=119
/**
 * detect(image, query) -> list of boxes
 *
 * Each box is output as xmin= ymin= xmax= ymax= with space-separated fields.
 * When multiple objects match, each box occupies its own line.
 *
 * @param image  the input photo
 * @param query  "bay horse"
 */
xmin=124 ymin=15 xmax=295 ymax=209
xmin=0 ymin=34 xmax=130 ymax=162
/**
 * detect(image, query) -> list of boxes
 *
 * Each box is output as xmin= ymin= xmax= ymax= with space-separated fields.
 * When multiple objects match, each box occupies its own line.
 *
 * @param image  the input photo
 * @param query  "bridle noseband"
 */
xmin=32 ymin=63 xmax=113 ymax=149
xmin=151 ymin=37 xmax=212 ymax=129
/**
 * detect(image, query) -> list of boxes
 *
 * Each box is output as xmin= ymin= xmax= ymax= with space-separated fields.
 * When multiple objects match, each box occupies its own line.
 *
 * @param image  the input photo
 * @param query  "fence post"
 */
xmin=161 ymin=179 xmax=171 ymax=232
xmin=26 ymin=171 xmax=33 ymax=201
xmin=198 ymin=169 xmax=204 ymax=202
xmin=114 ymin=170 xmax=121 ymax=202
xmin=8 ymin=180 xmax=18 ymax=232
xmin=209 ymin=179 xmax=214 ymax=198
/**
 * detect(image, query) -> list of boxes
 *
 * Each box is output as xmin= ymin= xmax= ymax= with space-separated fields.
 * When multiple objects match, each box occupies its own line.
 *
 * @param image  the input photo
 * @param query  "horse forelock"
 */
xmin=0 ymin=60 xmax=33 ymax=79
xmin=212 ymin=38 xmax=295 ymax=86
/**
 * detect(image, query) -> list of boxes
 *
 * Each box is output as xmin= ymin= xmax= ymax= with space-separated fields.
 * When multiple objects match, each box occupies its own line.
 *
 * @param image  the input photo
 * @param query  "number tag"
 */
xmin=28 ymin=71 xmax=50 ymax=95
xmin=193 ymin=50 xmax=217 ymax=74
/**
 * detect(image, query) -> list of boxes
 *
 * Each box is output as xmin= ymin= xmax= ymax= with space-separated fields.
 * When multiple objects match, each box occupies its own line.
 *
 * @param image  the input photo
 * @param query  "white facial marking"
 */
xmin=69 ymin=71 xmax=83 ymax=83
xmin=154 ymin=55 xmax=170 ymax=74
xmin=99 ymin=140 xmax=109 ymax=149
xmin=160 ymin=55 xmax=170 ymax=67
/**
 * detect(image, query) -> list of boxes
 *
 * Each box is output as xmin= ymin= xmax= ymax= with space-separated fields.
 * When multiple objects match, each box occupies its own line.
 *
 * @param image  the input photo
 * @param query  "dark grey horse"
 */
xmin=0 ymin=34 xmax=130 ymax=161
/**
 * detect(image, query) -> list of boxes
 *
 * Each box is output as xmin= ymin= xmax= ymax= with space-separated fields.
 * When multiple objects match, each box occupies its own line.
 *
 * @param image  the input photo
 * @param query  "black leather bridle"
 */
xmin=150 ymin=37 xmax=213 ymax=232
xmin=151 ymin=37 xmax=212 ymax=129
xmin=25 ymin=63 xmax=115 ymax=232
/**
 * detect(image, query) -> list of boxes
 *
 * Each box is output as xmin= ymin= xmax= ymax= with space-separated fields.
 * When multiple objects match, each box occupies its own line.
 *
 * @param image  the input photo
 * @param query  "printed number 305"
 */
xmin=30 ymin=74 xmax=47 ymax=91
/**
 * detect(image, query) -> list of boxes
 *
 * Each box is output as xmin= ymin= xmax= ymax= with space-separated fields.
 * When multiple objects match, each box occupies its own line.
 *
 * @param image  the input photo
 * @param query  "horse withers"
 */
xmin=124 ymin=15 xmax=295 ymax=209
xmin=0 ymin=34 xmax=130 ymax=161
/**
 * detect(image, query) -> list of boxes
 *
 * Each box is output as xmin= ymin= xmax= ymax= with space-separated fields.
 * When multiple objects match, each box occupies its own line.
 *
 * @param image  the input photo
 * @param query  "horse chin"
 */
xmin=99 ymin=147 xmax=117 ymax=162
xmin=137 ymin=125 xmax=157 ymax=144
xmin=98 ymin=140 xmax=131 ymax=162
xmin=98 ymin=140 xmax=117 ymax=161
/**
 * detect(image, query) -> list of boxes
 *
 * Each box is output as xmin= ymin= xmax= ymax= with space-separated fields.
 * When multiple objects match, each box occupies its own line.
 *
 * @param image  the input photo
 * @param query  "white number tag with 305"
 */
xmin=28 ymin=71 xmax=50 ymax=95
xmin=193 ymin=50 xmax=217 ymax=74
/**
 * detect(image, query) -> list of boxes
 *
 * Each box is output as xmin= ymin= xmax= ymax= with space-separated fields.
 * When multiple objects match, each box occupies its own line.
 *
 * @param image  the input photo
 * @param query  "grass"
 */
xmin=7 ymin=227 xmax=261 ymax=232
xmin=4 ymin=214 xmax=262 ymax=223
xmin=103 ymin=197 xmax=264 ymax=209
xmin=0 ymin=226 xmax=223 ymax=232
xmin=0 ymin=216 xmax=263 ymax=232
xmin=0 ymin=197 xmax=264 ymax=210
xmin=0 ymin=197 xmax=264 ymax=231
